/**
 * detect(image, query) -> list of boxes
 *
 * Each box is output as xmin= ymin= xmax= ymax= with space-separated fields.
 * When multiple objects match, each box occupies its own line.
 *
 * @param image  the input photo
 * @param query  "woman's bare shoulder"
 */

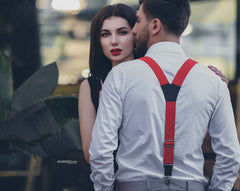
xmin=80 ymin=78 xmax=89 ymax=88
xmin=79 ymin=79 xmax=90 ymax=93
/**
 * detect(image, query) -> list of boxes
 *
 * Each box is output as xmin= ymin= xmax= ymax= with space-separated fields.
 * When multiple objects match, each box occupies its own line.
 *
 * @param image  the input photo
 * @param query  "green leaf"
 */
xmin=45 ymin=96 xmax=79 ymax=127
xmin=0 ymin=101 xmax=58 ymax=139
xmin=0 ymin=100 xmax=59 ymax=156
xmin=0 ymin=135 xmax=51 ymax=155
xmin=40 ymin=119 xmax=82 ymax=156
xmin=0 ymin=96 xmax=81 ymax=157
xmin=9 ymin=62 xmax=58 ymax=118
xmin=0 ymin=61 xmax=82 ymax=157
xmin=0 ymin=51 xmax=13 ymax=122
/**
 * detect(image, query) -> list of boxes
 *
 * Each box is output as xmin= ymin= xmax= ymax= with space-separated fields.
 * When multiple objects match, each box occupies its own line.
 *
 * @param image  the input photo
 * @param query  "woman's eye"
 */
xmin=101 ymin=33 xmax=110 ymax=37
xmin=119 ymin=31 xmax=128 ymax=35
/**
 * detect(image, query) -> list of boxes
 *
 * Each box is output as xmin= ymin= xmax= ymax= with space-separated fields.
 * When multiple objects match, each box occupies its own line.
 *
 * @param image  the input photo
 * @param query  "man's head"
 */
xmin=139 ymin=0 xmax=191 ymax=36
xmin=132 ymin=0 xmax=191 ymax=57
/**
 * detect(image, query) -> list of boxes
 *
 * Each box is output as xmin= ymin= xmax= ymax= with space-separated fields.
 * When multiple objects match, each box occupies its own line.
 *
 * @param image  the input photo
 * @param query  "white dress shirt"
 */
xmin=89 ymin=42 xmax=240 ymax=191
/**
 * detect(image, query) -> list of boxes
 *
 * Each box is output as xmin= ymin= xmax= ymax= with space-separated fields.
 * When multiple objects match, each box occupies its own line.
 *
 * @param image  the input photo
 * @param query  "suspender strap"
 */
xmin=139 ymin=56 xmax=197 ymax=177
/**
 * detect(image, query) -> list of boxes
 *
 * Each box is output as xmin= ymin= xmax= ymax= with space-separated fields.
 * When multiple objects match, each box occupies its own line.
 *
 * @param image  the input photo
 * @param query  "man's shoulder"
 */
xmin=195 ymin=63 xmax=220 ymax=78
xmin=113 ymin=59 xmax=144 ymax=71
xmin=192 ymin=63 xmax=226 ymax=87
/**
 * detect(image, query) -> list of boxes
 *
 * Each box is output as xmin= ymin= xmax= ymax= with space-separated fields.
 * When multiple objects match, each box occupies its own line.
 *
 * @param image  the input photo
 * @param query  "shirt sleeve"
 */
xmin=208 ymin=81 xmax=240 ymax=191
xmin=89 ymin=70 xmax=122 ymax=191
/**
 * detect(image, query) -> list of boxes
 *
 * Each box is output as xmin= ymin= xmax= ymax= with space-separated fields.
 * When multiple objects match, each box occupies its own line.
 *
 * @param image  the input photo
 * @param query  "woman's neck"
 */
xmin=112 ymin=61 xmax=119 ymax=68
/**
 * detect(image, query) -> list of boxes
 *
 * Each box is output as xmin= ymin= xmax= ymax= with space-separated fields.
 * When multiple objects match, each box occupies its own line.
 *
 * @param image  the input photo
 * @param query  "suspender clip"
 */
xmin=163 ymin=140 xmax=175 ymax=147
xmin=164 ymin=176 xmax=171 ymax=185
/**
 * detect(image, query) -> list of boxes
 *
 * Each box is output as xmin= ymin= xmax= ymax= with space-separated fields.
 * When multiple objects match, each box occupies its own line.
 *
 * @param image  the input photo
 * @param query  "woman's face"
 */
xmin=100 ymin=16 xmax=134 ymax=67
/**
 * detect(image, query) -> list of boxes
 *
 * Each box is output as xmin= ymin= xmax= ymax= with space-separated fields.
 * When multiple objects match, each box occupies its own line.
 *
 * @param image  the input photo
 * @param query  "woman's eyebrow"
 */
xmin=101 ymin=27 xmax=129 ymax=32
xmin=117 ymin=27 xmax=129 ymax=31
xmin=100 ymin=29 xmax=109 ymax=32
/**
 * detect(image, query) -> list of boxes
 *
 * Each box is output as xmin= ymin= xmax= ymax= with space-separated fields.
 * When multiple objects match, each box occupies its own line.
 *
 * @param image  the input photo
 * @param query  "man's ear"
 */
xmin=151 ymin=18 xmax=161 ymax=35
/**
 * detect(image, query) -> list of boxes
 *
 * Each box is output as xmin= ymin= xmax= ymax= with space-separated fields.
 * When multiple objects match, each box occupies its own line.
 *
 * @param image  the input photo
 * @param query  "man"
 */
xmin=89 ymin=0 xmax=240 ymax=190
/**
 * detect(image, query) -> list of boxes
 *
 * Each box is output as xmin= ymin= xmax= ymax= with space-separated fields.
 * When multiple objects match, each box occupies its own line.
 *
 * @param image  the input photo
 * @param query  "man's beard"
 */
xmin=134 ymin=31 xmax=149 ymax=58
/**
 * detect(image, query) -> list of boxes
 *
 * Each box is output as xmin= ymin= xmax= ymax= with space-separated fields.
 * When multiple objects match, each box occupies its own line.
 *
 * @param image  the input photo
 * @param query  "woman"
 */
xmin=78 ymin=3 xmax=228 ymax=164
xmin=78 ymin=4 xmax=137 ymax=163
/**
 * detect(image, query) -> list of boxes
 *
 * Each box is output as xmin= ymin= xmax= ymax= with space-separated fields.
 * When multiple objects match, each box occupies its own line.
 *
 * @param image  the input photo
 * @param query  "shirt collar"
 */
xmin=145 ymin=42 xmax=185 ymax=56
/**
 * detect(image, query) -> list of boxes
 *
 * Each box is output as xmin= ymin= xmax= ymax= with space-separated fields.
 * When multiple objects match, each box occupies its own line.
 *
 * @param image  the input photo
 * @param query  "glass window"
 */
xmin=37 ymin=0 xmax=237 ymax=84
xmin=182 ymin=0 xmax=237 ymax=81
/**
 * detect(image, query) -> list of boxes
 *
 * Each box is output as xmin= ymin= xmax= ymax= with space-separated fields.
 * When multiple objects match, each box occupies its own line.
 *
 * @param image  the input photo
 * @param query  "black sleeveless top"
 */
xmin=87 ymin=76 xmax=102 ymax=112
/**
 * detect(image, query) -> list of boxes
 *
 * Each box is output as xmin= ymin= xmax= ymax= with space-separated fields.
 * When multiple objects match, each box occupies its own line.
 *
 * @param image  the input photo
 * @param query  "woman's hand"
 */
xmin=208 ymin=65 xmax=228 ymax=84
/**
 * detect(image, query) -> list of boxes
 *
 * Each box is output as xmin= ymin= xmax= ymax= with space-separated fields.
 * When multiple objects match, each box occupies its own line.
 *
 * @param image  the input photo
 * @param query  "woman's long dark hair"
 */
xmin=89 ymin=4 xmax=137 ymax=81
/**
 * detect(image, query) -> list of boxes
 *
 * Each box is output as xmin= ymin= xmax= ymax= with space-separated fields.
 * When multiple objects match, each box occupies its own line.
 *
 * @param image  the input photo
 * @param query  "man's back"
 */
xmin=89 ymin=42 xmax=240 ymax=190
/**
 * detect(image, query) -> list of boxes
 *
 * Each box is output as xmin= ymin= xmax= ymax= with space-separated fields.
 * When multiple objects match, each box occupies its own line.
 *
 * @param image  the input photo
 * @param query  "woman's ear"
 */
xmin=151 ymin=18 xmax=161 ymax=35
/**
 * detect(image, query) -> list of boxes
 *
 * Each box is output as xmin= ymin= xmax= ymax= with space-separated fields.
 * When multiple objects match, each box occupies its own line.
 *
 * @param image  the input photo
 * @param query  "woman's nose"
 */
xmin=111 ymin=34 xmax=119 ymax=46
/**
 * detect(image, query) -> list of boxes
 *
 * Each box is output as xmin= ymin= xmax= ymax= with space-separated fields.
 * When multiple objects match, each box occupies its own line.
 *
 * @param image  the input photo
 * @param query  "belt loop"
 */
xmin=147 ymin=179 xmax=151 ymax=191
xmin=186 ymin=181 xmax=189 ymax=191
xmin=114 ymin=181 xmax=118 ymax=191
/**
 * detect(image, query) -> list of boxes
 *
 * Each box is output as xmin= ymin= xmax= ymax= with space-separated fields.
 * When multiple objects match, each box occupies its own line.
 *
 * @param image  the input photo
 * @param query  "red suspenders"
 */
xmin=139 ymin=56 xmax=198 ymax=178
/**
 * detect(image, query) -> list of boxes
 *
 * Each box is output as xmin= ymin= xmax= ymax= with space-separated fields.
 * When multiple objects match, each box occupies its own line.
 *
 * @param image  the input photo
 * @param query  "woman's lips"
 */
xmin=111 ymin=49 xmax=121 ymax=56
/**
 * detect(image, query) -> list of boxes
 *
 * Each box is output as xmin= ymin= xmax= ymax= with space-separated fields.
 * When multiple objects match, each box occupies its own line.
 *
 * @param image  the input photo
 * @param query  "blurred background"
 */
xmin=0 ymin=0 xmax=240 ymax=190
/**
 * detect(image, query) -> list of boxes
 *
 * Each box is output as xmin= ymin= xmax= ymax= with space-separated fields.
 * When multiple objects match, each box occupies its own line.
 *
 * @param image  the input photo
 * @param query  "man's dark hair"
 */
xmin=139 ymin=0 xmax=191 ymax=36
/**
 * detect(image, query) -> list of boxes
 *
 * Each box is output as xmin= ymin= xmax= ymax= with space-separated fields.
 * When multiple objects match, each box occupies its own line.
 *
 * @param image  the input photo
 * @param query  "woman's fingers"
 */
xmin=208 ymin=65 xmax=229 ymax=84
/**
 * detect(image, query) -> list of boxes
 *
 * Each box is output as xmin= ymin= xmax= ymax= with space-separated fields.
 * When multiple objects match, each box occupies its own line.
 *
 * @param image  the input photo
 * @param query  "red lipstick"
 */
xmin=111 ymin=48 xmax=121 ymax=56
